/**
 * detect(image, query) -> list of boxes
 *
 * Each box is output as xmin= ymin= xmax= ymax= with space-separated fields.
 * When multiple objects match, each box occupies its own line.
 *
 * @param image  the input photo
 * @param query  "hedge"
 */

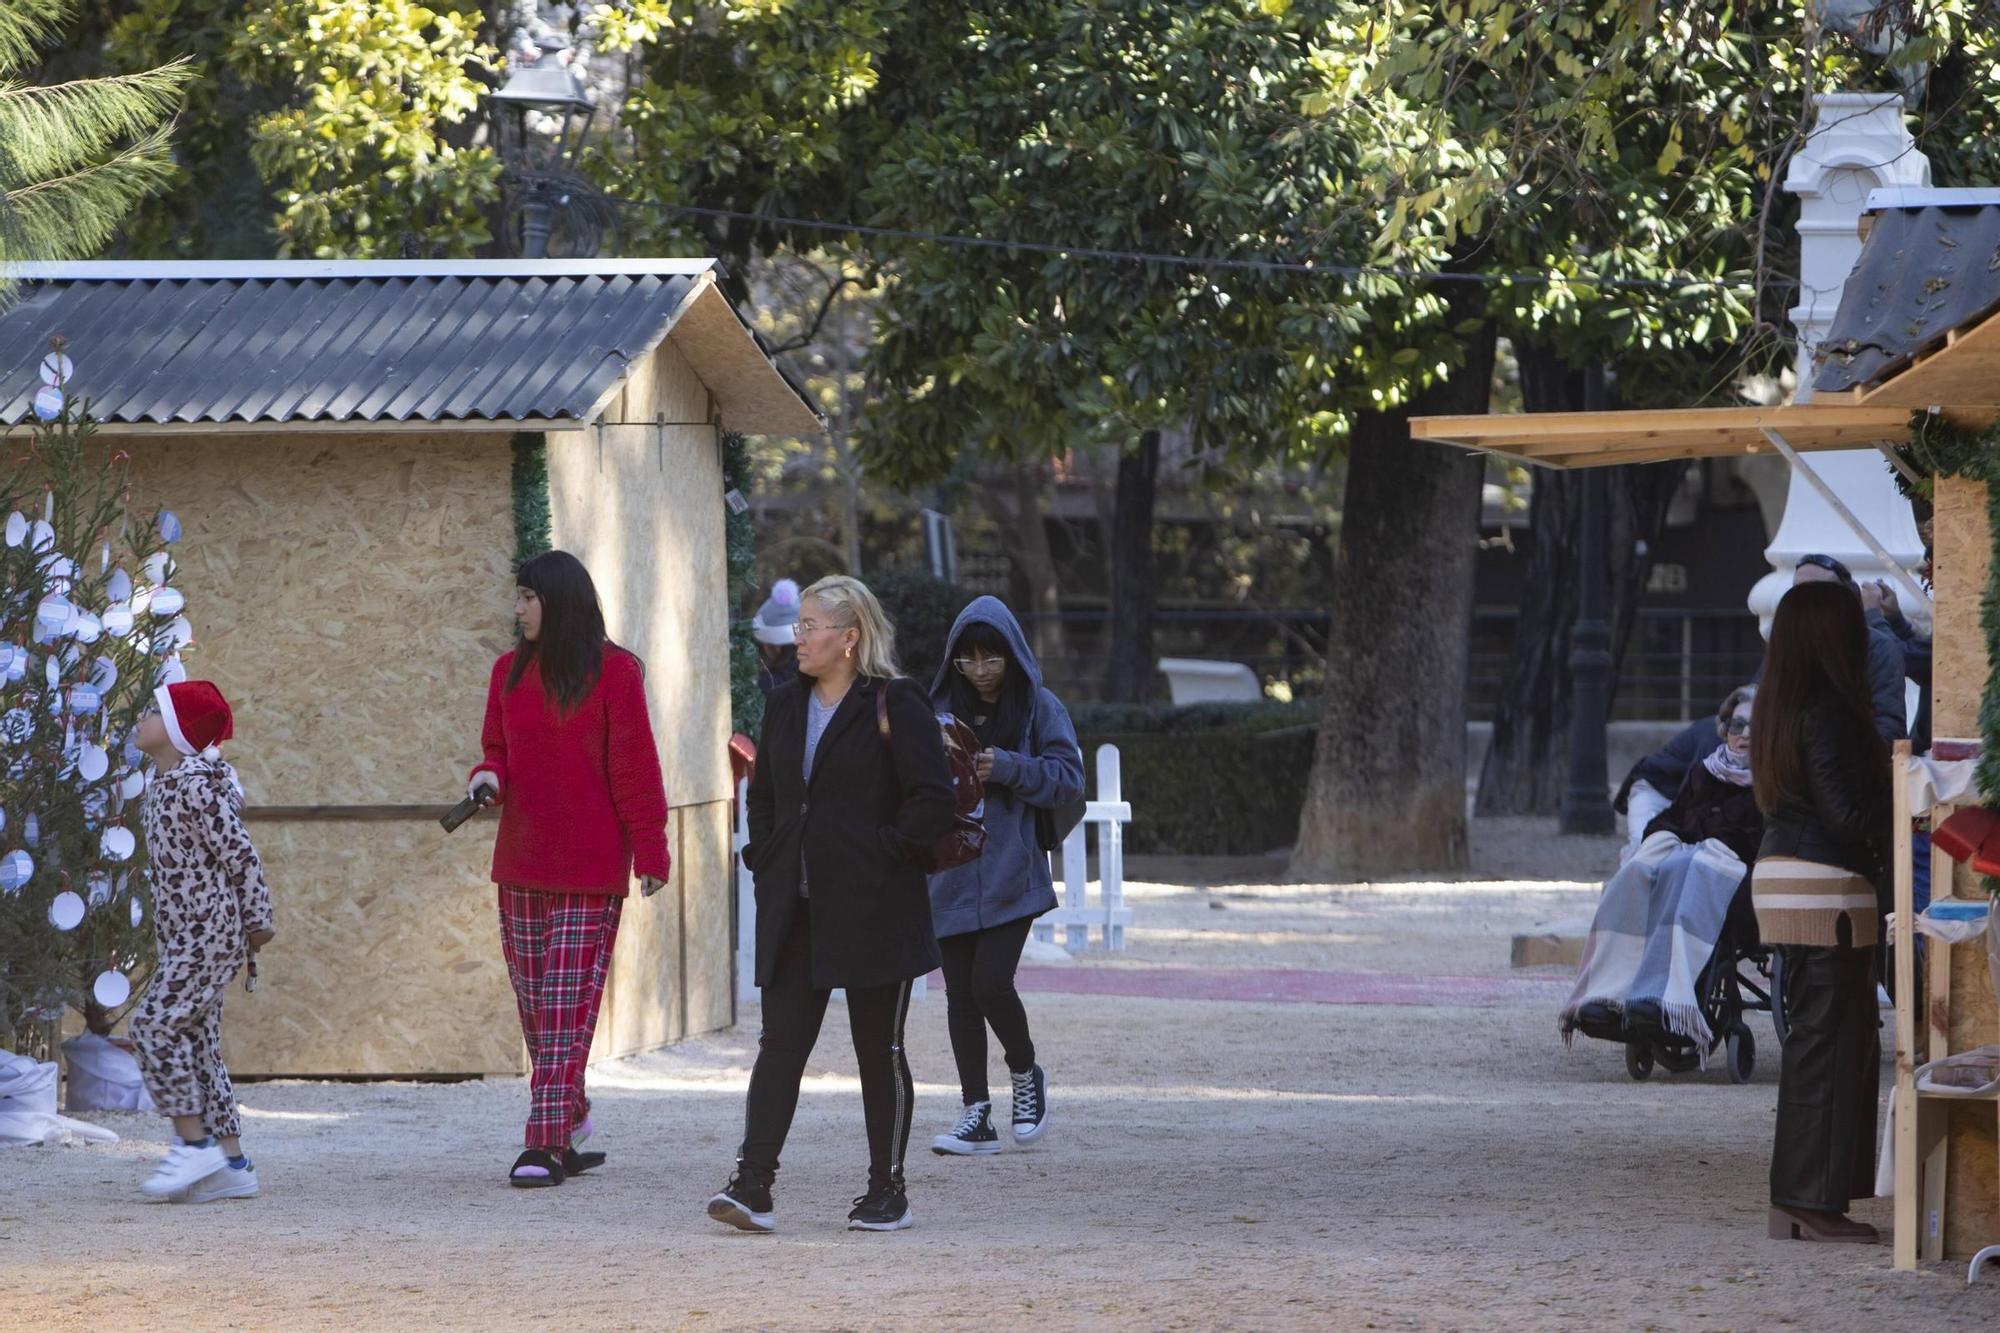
xmin=1068 ymin=701 xmax=1318 ymax=855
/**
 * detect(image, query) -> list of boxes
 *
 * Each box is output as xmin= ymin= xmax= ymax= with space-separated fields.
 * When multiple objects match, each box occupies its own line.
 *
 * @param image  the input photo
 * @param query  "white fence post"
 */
xmin=1097 ymin=744 xmax=1129 ymax=950
xmin=1031 ymin=744 xmax=1133 ymax=951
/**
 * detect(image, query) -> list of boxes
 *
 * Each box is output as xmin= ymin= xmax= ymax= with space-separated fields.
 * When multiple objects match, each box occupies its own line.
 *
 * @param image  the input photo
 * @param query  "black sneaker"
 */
xmin=706 ymin=1173 xmax=775 ymax=1234
xmin=846 ymin=1184 xmax=913 ymax=1232
xmin=1010 ymin=1064 xmax=1049 ymax=1146
xmin=932 ymin=1100 xmax=1002 ymax=1156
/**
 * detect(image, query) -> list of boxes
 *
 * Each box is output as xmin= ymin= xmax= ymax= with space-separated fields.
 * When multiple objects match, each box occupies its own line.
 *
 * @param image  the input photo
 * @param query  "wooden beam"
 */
xmin=1894 ymin=740 xmax=1919 ymax=1271
xmin=1762 ymin=429 xmax=1932 ymax=607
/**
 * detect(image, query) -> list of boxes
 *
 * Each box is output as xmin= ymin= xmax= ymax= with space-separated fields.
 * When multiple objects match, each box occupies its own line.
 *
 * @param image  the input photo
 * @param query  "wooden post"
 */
xmin=1894 ymin=740 xmax=1919 ymax=1271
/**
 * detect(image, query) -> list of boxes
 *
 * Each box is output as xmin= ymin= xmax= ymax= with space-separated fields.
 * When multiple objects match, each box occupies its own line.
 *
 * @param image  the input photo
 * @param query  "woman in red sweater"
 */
xmin=467 ymin=550 xmax=670 ymax=1188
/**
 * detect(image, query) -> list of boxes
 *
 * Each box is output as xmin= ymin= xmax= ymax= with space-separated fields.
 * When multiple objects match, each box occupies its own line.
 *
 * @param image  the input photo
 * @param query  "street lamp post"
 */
xmin=1562 ymin=367 xmax=1616 ymax=835
xmin=489 ymin=37 xmax=598 ymax=259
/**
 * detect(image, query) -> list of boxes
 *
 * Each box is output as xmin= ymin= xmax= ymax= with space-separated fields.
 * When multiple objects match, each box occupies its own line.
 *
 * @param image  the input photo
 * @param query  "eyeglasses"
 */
xmin=1723 ymin=717 xmax=1752 ymax=737
xmin=955 ymin=657 xmax=1006 ymax=675
xmin=793 ymin=620 xmax=844 ymax=639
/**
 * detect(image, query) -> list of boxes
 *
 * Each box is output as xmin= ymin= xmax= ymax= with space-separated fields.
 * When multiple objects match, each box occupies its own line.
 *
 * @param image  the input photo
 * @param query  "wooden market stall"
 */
xmin=1412 ymin=194 xmax=2000 ymax=1271
xmin=0 ymin=260 xmax=819 ymax=1078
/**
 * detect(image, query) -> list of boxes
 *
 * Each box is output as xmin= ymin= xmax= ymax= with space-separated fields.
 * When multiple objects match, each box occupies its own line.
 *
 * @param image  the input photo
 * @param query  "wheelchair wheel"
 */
xmin=1656 ymin=1044 xmax=1701 ymax=1075
xmin=1625 ymin=1042 xmax=1655 ymax=1081
xmin=1767 ymin=949 xmax=1789 ymax=1047
xmin=1727 ymin=1023 xmax=1756 ymax=1084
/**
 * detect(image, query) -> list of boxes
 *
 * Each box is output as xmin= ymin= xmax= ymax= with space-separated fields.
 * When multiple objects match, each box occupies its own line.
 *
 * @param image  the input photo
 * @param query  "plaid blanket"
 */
xmin=1561 ymin=831 xmax=1747 ymax=1051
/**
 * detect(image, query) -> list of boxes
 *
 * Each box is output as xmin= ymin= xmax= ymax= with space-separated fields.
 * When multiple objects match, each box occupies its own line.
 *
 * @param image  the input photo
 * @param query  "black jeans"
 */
xmin=1770 ymin=938 xmax=1879 ymax=1213
xmin=936 ymin=917 xmax=1036 ymax=1105
xmin=737 ymin=904 xmax=915 ymax=1191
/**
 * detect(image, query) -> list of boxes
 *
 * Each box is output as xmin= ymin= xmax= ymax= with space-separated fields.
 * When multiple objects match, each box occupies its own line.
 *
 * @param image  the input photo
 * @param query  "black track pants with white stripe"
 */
xmin=737 ymin=904 xmax=915 ymax=1191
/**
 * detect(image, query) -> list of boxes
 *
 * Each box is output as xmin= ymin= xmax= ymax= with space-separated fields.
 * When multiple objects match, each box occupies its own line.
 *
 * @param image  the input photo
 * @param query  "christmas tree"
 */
xmin=0 ymin=336 xmax=188 ymax=1053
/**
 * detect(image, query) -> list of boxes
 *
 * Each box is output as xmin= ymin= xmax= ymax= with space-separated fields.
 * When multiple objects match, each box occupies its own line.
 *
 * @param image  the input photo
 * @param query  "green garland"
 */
xmin=511 ymin=431 xmax=551 ymax=567
xmin=722 ymin=430 xmax=764 ymax=740
xmin=1895 ymin=412 xmax=2000 ymax=897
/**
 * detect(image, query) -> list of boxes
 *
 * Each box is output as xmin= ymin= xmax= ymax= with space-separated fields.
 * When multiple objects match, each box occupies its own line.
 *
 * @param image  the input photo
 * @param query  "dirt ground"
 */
xmin=6 ymin=818 xmax=1997 ymax=1331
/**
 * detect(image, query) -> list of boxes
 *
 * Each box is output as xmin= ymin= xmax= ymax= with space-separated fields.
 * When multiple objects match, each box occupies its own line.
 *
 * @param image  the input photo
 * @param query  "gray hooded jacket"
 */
xmin=927 ymin=597 xmax=1085 ymax=938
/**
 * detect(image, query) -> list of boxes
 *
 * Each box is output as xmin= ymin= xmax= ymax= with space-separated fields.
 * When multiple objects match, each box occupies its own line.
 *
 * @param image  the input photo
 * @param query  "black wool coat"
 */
xmin=743 ymin=675 xmax=955 ymax=990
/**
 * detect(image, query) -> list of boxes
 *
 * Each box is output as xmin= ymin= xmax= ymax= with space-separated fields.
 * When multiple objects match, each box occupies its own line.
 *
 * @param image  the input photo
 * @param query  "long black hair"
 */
xmin=946 ymin=619 xmax=1031 ymax=744
xmin=1751 ymin=581 xmax=1885 ymax=812
xmin=508 ymin=550 xmax=612 ymax=711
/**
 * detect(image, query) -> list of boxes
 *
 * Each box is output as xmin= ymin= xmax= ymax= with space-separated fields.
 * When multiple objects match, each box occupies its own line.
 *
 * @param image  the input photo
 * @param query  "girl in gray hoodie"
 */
xmin=926 ymin=597 xmax=1084 ymax=1155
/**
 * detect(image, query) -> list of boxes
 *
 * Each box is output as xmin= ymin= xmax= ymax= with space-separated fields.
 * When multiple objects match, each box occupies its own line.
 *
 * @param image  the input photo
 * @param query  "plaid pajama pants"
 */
xmin=496 ymin=886 xmax=623 ymax=1151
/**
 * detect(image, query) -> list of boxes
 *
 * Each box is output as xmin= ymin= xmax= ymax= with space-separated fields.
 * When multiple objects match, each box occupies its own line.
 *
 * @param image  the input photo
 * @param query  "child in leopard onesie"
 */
xmin=129 ymin=679 xmax=275 ymax=1203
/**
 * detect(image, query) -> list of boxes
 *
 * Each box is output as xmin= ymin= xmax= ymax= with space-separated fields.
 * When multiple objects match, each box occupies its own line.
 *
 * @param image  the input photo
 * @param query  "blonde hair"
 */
xmin=801 ymin=575 xmax=900 ymax=680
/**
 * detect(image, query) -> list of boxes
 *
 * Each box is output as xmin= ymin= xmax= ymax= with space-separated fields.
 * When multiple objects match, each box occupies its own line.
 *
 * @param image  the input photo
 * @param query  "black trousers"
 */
xmin=738 ymin=904 xmax=915 ymax=1191
xmin=937 ymin=917 xmax=1036 ymax=1105
xmin=1770 ymin=940 xmax=1879 ymax=1213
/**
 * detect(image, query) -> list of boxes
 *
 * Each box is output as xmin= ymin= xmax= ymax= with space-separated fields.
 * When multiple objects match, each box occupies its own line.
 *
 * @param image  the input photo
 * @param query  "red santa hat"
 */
xmin=154 ymin=679 xmax=234 ymax=758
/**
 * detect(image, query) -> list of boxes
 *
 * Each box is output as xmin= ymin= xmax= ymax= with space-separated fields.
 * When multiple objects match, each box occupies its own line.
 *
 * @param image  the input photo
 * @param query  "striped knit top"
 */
xmin=1751 ymin=856 xmax=1879 ymax=948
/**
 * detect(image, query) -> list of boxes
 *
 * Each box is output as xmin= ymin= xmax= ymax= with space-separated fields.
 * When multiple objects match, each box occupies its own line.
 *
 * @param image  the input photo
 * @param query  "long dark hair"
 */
xmin=507 ymin=550 xmax=610 ymax=712
xmin=946 ymin=619 xmax=1032 ymax=742
xmin=1751 ymin=581 xmax=1886 ymax=812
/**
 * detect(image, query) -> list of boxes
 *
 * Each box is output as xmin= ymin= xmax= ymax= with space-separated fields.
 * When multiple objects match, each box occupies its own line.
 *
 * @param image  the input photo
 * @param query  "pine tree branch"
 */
xmin=0 ymin=125 xmax=180 ymax=263
xmin=0 ymin=62 xmax=197 ymax=187
xmin=0 ymin=0 xmax=68 ymax=76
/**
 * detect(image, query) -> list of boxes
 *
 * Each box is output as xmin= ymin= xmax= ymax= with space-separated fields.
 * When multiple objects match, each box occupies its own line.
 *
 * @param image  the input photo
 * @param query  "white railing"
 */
xmin=732 ymin=743 xmax=1133 ymax=1003
xmin=1033 ymin=744 xmax=1134 ymax=952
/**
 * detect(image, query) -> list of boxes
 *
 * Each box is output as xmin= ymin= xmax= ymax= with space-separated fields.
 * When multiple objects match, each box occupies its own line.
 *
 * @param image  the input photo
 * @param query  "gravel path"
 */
xmin=4 ymin=818 xmax=1994 ymax=1330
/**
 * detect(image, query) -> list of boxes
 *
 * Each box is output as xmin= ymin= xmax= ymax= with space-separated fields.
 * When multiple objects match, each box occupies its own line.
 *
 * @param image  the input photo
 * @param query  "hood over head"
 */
xmin=930 ymin=596 xmax=1044 ymax=699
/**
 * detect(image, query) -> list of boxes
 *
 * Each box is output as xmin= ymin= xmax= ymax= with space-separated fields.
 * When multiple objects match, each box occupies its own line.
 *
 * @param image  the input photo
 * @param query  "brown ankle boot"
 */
xmin=1767 ymin=1206 xmax=1879 ymax=1243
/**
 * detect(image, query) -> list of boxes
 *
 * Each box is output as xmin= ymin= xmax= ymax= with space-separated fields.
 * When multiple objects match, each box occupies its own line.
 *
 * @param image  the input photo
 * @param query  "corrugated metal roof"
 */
xmin=1813 ymin=203 xmax=2000 ymax=394
xmin=0 ymin=264 xmax=713 ymax=428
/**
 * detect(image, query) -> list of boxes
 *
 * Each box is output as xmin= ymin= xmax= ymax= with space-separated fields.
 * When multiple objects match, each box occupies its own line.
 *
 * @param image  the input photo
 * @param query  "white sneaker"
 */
xmin=141 ymin=1141 xmax=229 ymax=1198
xmin=184 ymin=1161 xmax=259 ymax=1203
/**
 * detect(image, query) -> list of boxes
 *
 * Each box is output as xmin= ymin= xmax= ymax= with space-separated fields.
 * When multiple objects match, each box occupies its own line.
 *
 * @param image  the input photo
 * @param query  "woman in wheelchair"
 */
xmin=1562 ymin=686 xmax=1761 ymax=1047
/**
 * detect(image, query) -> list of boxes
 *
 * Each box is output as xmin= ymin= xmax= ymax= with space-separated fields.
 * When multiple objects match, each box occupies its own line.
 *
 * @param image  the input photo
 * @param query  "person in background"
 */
xmin=1791 ymin=554 xmax=1908 ymax=743
xmin=1564 ymin=687 xmax=1760 ymax=1045
xmin=1752 ymin=581 xmax=1892 ymax=1245
xmin=1615 ymin=718 xmax=1723 ymax=864
xmin=925 ymin=597 xmax=1082 ymax=1157
xmin=752 ymin=578 xmax=802 ymax=697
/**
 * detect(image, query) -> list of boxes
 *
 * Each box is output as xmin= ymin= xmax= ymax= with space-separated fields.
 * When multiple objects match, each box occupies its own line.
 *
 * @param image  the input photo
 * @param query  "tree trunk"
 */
xmin=1475 ymin=342 xmax=1687 ymax=815
xmin=1103 ymin=429 xmax=1161 ymax=702
xmin=978 ymin=462 xmax=1070 ymax=666
xmin=1290 ymin=316 xmax=1496 ymax=880
xmin=1475 ymin=339 xmax=1585 ymax=815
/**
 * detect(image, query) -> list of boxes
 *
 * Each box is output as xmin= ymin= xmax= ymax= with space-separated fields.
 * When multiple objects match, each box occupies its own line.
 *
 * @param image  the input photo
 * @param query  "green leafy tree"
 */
xmin=228 ymin=0 xmax=500 ymax=257
xmin=0 ymin=0 xmax=191 ymax=278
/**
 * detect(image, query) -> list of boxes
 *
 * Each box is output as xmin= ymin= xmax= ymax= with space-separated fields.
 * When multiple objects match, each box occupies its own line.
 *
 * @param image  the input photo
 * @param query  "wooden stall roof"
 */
xmin=0 ymin=260 xmax=823 ymax=437
xmin=1405 ymin=403 xmax=1960 ymax=469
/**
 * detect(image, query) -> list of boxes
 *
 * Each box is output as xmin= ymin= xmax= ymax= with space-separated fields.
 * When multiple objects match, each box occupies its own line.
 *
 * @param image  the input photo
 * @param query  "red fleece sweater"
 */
xmin=471 ymin=647 xmax=671 ymax=895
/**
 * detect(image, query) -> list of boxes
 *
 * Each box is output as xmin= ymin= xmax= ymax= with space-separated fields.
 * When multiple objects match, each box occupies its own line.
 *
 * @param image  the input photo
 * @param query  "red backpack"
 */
xmin=876 ymin=687 xmax=986 ymax=872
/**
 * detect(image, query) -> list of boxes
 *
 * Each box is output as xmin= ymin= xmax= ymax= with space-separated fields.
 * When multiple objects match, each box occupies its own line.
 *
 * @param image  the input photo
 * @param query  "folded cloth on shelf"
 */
xmin=1561 ymin=831 xmax=1747 ymax=1052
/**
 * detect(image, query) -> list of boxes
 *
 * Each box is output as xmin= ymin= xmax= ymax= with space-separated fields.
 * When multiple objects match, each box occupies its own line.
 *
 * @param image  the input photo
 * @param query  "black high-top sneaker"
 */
xmin=931 ymin=1100 xmax=1002 ymax=1156
xmin=846 ymin=1181 xmax=913 ymax=1232
xmin=706 ymin=1169 xmax=776 ymax=1233
xmin=1010 ymin=1063 xmax=1049 ymax=1145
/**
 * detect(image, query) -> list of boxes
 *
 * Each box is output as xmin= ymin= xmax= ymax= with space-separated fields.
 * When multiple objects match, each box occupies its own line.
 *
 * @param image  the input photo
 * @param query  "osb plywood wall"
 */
xmin=1927 ymin=474 xmax=1999 ymax=1258
xmin=551 ymin=335 xmax=736 ymax=1048
xmin=123 ymin=433 xmax=518 ymax=801
xmin=121 ymin=432 xmax=524 ymax=1075
xmin=547 ymin=337 xmax=730 ymax=809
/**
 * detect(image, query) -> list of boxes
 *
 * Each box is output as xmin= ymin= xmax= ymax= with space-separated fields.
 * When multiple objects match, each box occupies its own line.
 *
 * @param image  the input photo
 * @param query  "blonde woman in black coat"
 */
xmin=708 ymin=575 xmax=954 ymax=1235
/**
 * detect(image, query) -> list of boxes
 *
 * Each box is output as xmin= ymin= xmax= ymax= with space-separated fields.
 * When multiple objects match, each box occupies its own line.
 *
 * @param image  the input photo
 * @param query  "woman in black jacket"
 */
xmin=1751 ymin=581 xmax=1892 ymax=1245
xmin=708 ymin=574 xmax=954 ymax=1236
